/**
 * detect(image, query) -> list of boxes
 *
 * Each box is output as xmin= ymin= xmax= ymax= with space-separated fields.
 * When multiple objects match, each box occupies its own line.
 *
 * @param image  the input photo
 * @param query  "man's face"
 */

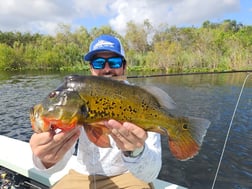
xmin=89 ymin=51 xmax=126 ymax=77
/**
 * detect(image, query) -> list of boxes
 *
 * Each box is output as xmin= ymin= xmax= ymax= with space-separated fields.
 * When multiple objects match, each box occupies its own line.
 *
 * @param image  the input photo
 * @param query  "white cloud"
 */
xmin=0 ymin=0 xmax=240 ymax=35
xmin=73 ymin=0 xmax=113 ymax=16
xmin=109 ymin=0 xmax=240 ymax=34
xmin=0 ymin=0 xmax=76 ymax=33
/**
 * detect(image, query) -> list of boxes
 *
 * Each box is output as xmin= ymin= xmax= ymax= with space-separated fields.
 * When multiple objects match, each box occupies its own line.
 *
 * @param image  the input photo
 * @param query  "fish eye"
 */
xmin=80 ymin=105 xmax=88 ymax=117
xmin=182 ymin=123 xmax=188 ymax=130
xmin=49 ymin=91 xmax=59 ymax=98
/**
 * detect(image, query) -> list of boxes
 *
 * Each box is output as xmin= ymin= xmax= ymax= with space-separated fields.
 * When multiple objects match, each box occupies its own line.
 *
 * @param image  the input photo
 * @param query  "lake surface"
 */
xmin=0 ymin=71 xmax=251 ymax=189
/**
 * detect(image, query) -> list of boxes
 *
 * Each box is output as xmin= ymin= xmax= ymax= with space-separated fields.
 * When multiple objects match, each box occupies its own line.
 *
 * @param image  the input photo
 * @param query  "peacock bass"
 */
xmin=30 ymin=75 xmax=210 ymax=160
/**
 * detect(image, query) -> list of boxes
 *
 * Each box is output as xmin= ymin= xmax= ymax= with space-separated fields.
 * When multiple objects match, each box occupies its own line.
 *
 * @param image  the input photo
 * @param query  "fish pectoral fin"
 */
xmin=84 ymin=122 xmax=111 ymax=148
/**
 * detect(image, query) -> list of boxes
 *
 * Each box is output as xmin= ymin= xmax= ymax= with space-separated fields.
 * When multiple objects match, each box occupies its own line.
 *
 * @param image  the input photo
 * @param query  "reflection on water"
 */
xmin=0 ymin=71 xmax=251 ymax=189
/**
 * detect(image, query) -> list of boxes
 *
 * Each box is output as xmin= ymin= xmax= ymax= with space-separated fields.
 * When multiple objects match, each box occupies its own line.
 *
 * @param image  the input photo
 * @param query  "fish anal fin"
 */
xmin=168 ymin=137 xmax=200 ymax=160
xmin=84 ymin=122 xmax=111 ymax=148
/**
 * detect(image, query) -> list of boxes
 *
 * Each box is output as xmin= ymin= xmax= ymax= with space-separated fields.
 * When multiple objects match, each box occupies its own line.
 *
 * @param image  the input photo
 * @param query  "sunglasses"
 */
xmin=90 ymin=57 xmax=124 ymax=69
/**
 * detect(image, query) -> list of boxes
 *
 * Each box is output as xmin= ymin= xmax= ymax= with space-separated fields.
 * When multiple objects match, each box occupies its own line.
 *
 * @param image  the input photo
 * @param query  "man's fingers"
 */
xmin=41 ymin=127 xmax=80 ymax=153
xmin=123 ymin=122 xmax=147 ymax=141
xmin=30 ymin=131 xmax=54 ymax=146
xmin=31 ymin=127 xmax=81 ymax=160
xmin=53 ymin=126 xmax=80 ymax=144
xmin=49 ymin=130 xmax=80 ymax=162
xmin=57 ymin=130 xmax=80 ymax=156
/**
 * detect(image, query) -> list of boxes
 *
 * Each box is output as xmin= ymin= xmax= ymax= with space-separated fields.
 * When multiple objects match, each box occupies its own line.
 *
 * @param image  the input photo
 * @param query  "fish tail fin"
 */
xmin=168 ymin=116 xmax=210 ymax=160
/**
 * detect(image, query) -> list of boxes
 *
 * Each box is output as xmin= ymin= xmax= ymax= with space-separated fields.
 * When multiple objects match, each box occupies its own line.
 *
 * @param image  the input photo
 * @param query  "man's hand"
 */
xmin=29 ymin=126 xmax=81 ymax=168
xmin=105 ymin=119 xmax=147 ymax=151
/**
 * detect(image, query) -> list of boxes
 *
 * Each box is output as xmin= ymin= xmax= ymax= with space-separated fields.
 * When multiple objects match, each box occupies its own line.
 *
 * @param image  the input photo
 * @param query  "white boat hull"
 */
xmin=0 ymin=135 xmax=187 ymax=189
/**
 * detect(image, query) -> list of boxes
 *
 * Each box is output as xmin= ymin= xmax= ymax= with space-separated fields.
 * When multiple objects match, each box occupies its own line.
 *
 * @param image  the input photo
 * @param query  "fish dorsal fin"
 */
xmin=140 ymin=85 xmax=176 ymax=109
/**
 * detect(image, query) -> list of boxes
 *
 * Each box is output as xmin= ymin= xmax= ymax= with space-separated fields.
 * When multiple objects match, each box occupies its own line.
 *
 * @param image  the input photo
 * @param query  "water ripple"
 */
xmin=1 ymin=72 xmax=251 ymax=188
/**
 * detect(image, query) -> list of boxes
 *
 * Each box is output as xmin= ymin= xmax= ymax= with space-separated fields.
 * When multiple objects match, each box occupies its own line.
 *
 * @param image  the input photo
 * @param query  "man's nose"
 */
xmin=103 ymin=62 xmax=111 ymax=71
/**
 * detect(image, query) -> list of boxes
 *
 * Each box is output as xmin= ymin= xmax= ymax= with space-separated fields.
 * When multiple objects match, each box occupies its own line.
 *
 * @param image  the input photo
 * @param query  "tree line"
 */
xmin=0 ymin=19 xmax=251 ymax=73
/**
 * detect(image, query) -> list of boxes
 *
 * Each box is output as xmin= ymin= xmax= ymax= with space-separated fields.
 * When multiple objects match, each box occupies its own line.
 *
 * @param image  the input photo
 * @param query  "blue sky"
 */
xmin=0 ymin=0 xmax=251 ymax=35
xmin=210 ymin=0 xmax=251 ymax=25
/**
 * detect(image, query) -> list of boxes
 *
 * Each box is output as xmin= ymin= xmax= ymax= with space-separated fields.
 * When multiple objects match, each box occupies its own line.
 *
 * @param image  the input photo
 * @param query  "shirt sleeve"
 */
xmin=122 ymin=132 xmax=162 ymax=183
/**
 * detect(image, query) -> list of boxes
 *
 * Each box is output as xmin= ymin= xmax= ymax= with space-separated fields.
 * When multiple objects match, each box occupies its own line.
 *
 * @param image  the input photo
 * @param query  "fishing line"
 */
xmin=92 ymin=145 xmax=97 ymax=189
xmin=211 ymin=72 xmax=252 ymax=189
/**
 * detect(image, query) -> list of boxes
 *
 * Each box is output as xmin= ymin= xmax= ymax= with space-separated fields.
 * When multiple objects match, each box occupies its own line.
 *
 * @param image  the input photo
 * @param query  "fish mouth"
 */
xmin=30 ymin=104 xmax=42 ymax=121
xmin=103 ymin=74 xmax=113 ymax=78
xmin=30 ymin=104 xmax=47 ymax=133
xmin=30 ymin=103 xmax=79 ymax=133
xmin=102 ymin=75 xmax=127 ymax=81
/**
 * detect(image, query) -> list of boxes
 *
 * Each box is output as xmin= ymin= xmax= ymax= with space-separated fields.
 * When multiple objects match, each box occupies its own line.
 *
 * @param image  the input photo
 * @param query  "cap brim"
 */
xmin=84 ymin=49 xmax=124 ymax=61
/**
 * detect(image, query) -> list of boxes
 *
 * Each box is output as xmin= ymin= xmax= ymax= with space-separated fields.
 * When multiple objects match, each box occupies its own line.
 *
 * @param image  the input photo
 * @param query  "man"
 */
xmin=30 ymin=34 xmax=162 ymax=189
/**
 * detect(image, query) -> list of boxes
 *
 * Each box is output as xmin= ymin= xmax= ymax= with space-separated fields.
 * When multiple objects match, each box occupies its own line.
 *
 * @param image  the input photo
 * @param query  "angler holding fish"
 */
xmin=29 ymin=34 xmax=210 ymax=189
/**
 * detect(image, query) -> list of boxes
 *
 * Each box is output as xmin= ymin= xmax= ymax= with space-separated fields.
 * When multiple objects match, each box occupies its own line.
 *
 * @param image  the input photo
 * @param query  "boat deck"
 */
xmin=0 ymin=135 xmax=187 ymax=189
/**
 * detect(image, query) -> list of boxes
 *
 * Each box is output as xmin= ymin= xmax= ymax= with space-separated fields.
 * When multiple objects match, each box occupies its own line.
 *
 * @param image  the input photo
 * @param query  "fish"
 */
xmin=30 ymin=75 xmax=210 ymax=160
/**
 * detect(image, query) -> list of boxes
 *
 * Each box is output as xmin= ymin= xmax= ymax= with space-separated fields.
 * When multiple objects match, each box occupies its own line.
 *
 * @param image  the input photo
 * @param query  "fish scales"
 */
xmin=66 ymin=76 xmax=171 ymax=130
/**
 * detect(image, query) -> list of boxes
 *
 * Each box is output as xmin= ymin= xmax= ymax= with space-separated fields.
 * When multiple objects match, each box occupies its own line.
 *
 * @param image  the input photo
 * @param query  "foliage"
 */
xmin=0 ymin=20 xmax=251 ymax=73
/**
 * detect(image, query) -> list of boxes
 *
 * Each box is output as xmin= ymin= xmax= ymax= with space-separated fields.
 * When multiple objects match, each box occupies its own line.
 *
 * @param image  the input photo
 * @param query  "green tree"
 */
xmin=0 ymin=43 xmax=15 ymax=70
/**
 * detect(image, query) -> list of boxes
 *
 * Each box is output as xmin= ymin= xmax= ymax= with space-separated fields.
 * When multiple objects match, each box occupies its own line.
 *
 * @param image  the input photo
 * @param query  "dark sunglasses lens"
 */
xmin=108 ymin=57 xmax=123 ymax=68
xmin=91 ymin=58 xmax=106 ymax=69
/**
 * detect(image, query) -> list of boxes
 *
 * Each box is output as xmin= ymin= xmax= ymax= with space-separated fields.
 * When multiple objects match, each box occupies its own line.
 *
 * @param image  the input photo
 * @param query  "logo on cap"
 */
xmin=93 ymin=40 xmax=115 ymax=50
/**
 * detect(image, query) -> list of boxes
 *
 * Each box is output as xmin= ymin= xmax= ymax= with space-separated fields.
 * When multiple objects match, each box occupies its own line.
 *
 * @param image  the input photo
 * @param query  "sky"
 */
xmin=0 ymin=0 xmax=251 ymax=36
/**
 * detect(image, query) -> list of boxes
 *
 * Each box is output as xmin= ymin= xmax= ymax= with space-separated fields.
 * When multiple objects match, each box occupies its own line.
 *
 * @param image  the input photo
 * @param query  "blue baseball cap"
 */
xmin=84 ymin=34 xmax=125 ymax=61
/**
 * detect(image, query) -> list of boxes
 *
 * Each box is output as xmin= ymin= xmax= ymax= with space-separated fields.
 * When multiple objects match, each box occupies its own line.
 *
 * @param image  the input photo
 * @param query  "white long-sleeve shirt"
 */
xmin=33 ymin=127 xmax=162 ymax=183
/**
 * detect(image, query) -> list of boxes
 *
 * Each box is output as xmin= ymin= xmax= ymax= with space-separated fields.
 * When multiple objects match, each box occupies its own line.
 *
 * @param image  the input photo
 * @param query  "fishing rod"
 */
xmin=211 ymin=72 xmax=252 ymax=189
xmin=127 ymin=70 xmax=252 ymax=78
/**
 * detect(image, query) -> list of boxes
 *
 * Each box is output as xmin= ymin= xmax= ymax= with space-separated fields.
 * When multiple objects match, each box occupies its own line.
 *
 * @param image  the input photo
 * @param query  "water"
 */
xmin=0 ymin=71 xmax=251 ymax=189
